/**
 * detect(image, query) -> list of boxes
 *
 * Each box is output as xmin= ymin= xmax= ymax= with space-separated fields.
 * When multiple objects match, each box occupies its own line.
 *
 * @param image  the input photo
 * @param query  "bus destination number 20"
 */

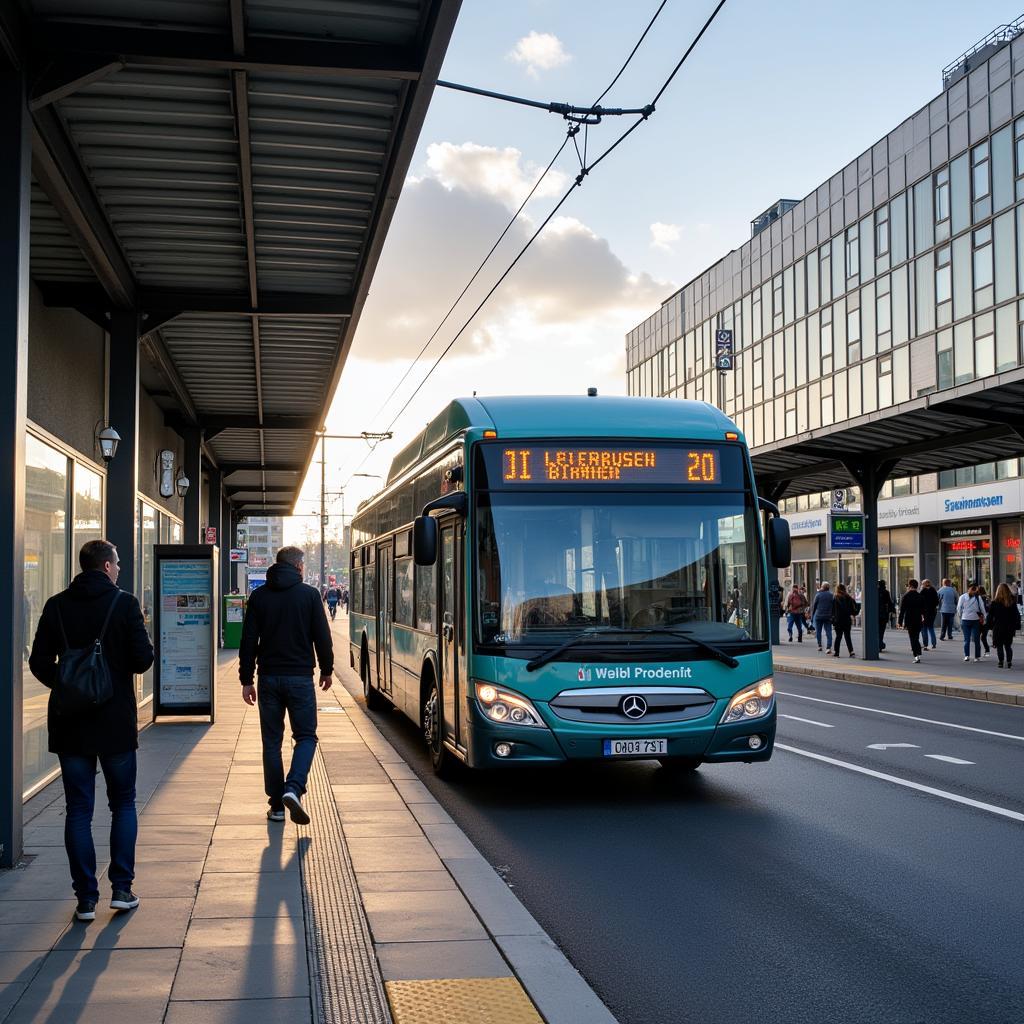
xmin=501 ymin=447 xmax=721 ymax=484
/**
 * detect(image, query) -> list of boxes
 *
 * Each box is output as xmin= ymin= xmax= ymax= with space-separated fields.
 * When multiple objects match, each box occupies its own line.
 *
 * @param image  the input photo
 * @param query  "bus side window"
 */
xmin=364 ymin=560 xmax=377 ymax=617
xmin=395 ymin=556 xmax=414 ymax=626
xmin=416 ymin=562 xmax=435 ymax=632
xmin=352 ymin=567 xmax=363 ymax=614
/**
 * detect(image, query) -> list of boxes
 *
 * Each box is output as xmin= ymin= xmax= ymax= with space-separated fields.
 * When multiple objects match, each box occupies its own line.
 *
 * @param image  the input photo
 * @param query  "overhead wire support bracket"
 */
xmin=435 ymin=79 xmax=652 ymax=124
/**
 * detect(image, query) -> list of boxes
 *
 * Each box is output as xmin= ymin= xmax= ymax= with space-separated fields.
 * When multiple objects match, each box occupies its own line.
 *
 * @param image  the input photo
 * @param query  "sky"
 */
xmin=286 ymin=0 xmax=1022 ymax=543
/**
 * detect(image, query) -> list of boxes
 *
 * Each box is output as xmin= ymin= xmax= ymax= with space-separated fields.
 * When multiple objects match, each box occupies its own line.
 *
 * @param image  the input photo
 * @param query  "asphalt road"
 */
xmin=343 ymin=665 xmax=1024 ymax=1024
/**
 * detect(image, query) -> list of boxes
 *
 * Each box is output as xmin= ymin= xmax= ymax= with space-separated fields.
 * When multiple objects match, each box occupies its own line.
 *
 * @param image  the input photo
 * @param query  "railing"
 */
xmin=942 ymin=15 xmax=1024 ymax=88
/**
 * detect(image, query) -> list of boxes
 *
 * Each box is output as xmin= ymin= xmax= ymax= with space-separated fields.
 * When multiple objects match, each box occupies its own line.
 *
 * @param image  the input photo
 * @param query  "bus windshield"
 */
xmin=475 ymin=491 xmax=766 ymax=650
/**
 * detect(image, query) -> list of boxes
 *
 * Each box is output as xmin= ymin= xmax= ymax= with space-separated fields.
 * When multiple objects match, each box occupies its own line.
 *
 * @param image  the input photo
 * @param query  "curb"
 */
xmin=774 ymin=661 xmax=1024 ymax=706
xmin=333 ymin=671 xmax=619 ymax=1024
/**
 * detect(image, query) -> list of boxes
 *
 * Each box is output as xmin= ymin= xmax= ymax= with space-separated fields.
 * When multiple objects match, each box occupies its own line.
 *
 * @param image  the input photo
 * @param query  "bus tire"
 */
xmin=423 ymin=676 xmax=455 ymax=778
xmin=362 ymin=650 xmax=389 ymax=712
xmin=658 ymin=757 xmax=702 ymax=775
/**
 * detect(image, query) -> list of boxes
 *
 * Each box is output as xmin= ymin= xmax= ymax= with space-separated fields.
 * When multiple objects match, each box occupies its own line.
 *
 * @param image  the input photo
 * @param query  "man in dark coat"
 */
xmin=240 ymin=546 xmax=334 ymax=825
xmin=897 ymin=579 xmax=927 ymax=663
xmin=29 ymin=539 xmax=154 ymax=921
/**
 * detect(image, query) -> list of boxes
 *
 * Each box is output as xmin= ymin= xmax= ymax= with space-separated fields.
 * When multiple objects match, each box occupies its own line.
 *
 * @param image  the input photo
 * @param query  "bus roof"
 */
xmin=386 ymin=395 xmax=740 ymax=484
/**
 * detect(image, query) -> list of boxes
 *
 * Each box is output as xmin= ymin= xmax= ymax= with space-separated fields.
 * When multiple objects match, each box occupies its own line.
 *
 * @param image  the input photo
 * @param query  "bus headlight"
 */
xmin=719 ymin=678 xmax=775 ymax=725
xmin=475 ymin=682 xmax=547 ymax=728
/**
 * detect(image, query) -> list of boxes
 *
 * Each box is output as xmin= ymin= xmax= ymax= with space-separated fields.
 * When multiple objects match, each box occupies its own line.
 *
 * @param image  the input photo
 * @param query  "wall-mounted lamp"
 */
xmin=97 ymin=425 xmax=121 ymax=464
xmin=175 ymin=471 xmax=191 ymax=498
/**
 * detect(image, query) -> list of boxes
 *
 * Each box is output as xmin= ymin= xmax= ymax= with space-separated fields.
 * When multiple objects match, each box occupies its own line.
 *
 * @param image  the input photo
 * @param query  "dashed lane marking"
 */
xmin=924 ymin=754 xmax=976 ymax=765
xmin=777 ymin=691 xmax=1024 ymax=742
xmin=776 ymin=743 xmax=1024 ymax=823
xmin=779 ymin=714 xmax=834 ymax=728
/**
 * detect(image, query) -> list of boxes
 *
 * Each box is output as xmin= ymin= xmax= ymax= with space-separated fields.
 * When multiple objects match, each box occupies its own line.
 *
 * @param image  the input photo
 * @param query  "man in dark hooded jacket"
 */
xmin=239 ymin=546 xmax=333 ymax=824
xmin=29 ymin=539 xmax=154 ymax=922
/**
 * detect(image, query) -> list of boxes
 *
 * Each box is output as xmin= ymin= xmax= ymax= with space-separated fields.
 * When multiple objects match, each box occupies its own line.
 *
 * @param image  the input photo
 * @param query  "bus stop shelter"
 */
xmin=0 ymin=0 xmax=460 ymax=866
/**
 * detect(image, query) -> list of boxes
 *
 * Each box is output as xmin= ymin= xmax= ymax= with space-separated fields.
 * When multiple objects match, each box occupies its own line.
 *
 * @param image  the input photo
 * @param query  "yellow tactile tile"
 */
xmin=385 ymin=977 xmax=544 ymax=1024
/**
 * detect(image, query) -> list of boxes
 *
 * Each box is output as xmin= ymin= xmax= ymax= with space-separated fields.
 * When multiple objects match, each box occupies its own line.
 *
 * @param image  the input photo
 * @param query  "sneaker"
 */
xmin=974 ymin=657 xmax=981 ymax=663
xmin=267 ymin=808 xmax=285 ymax=822
xmin=914 ymin=656 xmax=921 ymax=663
xmin=75 ymin=898 xmax=96 ymax=922
xmin=817 ymin=645 xmax=822 ymax=651
xmin=964 ymin=656 xmax=969 ymax=662
xmin=984 ymin=652 xmax=990 ymax=658
xmin=282 ymin=790 xmax=310 ymax=825
xmin=797 ymin=636 xmax=803 ymax=643
xmin=998 ymin=662 xmax=1004 ymax=668
xmin=931 ymin=645 xmax=936 ymax=650
xmin=110 ymin=889 xmax=140 ymax=911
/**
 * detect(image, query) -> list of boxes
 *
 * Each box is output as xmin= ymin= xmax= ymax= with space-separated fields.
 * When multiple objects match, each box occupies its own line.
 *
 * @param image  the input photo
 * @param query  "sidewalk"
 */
xmin=1 ymin=650 xmax=616 ymax=1024
xmin=773 ymin=626 xmax=1024 ymax=705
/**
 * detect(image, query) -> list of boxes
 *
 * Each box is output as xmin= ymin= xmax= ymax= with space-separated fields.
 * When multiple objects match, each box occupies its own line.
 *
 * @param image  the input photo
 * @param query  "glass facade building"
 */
xmin=627 ymin=37 xmax=1024 ymax=596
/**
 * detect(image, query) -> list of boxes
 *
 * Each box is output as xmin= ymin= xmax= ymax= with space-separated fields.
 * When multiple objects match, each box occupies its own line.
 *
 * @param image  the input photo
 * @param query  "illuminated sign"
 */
xmin=500 ymin=446 xmax=721 ymax=484
xmin=828 ymin=512 xmax=866 ymax=551
xmin=947 ymin=540 xmax=991 ymax=552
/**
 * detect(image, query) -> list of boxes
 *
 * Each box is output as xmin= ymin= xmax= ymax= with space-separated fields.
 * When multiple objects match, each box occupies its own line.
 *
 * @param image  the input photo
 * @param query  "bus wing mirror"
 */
xmin=414 ymin=515 xmax=438 ymax=566
xmin=767 ymin=517 xmax=791 ymax=569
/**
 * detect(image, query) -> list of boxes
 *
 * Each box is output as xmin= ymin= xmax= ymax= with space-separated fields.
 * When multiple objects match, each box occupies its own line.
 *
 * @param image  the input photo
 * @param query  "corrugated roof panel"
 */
xmin=207 ymin=428 xmax=262 ymax=462
xmin=57 ymin=67 xmax=248 ymax=290
xmin=29 ymin=180 xmax=95 ymax=282
xmin=246 ymin=0 xmax=423 ymax=47
xmin=33 ymin=0 xmax=227 ymax=29
xmin=257 ymin=315 xmax=343 ymax=416
xmin=249 ymin=74 xmax=399 ymax=293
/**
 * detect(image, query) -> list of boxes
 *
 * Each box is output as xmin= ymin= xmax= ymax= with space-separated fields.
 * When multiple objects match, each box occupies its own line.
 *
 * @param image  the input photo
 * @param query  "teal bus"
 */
xmin=348 ymin=395 xmax=790 ymax=776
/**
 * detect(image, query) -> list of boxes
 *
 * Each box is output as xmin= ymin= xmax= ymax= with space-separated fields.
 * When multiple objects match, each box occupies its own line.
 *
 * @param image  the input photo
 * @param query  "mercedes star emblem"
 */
xmin=621 ymin=694 xmax=648 ymax=719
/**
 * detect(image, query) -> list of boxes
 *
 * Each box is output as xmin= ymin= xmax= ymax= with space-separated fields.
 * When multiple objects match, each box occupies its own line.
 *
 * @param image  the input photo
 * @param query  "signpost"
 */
xmin=153 ymin=544 xmax=218 ymax=722
xmin=827 ymin=512 xmax=866 ymax=552
xmin=714 ymin=329 xmax=734 ymax=371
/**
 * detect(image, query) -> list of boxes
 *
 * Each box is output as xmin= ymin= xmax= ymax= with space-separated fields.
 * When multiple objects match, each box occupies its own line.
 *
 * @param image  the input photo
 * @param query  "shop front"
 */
xmin=941 ymin=524 xmax=993 ymax=593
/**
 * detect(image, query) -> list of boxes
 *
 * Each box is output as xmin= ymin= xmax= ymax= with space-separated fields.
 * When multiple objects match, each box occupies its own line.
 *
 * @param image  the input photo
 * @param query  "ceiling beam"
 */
xmin=43 ymin=25 xmax=422 ymax=80
xmin=140 ymin=333 xmax=198 ymax=425
xmin=219 ymin=462 xmax=304 ymax=475
xmin=197 ymin=414 xmax=319 ymax=432
xmin=31 ymin=108 xmax=135 ymax=307
xmin=225 ymin=484 xmax=296 ymax=496
xmin=30 ymin=56 xmax=123 ymax=109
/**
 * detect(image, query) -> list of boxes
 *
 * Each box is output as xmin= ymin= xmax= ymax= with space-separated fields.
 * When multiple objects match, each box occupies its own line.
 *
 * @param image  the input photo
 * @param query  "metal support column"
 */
xmin=842 ymin=458 xmax=897 ymax=661
xmin=183 ymin=428 xmax=203 ymax=543
xmin=0 ymin=63 xmax=30 ymax=869
xmin=221 ymin=494 xmax=233 ymax=597
xmin=107 ymin=310 xmax=141 ymax=595
xmin=207 ymin=468 xmax=222 ymax=601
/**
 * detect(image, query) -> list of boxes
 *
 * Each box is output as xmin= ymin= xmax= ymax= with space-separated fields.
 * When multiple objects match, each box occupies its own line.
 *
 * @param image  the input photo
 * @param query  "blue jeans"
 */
xmin=814 ymin=618 xmax=833 ymax=649
xmin=58 ymin=751 xmax=137 ymax=900
xmin=962 ymin=621 xmax=981 ymax=659
xmin=786 ymin=612 xmax=804 ymax=638
xmin=258 ymin=675 xmax=318 ymax=807
xmin=922 ymin=620 xmax=936 ymax=647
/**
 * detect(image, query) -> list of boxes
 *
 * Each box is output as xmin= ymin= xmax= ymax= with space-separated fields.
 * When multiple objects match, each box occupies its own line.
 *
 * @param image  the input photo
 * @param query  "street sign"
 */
xmin=204 ymin=526 xmax=218 ymax=544
xmin=828 ymin=511 xmax=866 ymax=551
xmin=229 ymin=548 xmax=248 ymax=563
xmin=714 ymin=329 xmax=734 ymax=371
xmin=831 ymin=488 xmax=846 ymax=510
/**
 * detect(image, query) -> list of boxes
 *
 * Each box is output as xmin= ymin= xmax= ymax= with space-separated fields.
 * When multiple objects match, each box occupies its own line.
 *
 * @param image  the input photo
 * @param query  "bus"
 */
xmin=348 ymin=395 xmax=790 ymax=776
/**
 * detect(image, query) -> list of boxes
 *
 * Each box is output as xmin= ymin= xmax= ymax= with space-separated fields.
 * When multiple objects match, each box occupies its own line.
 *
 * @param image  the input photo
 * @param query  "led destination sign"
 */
xmin=501 ymin=446 xmax=722 ymax=484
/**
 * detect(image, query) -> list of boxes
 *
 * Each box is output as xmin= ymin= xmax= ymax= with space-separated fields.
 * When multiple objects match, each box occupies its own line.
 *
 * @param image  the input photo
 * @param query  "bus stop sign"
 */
xmin=715 ymin=329 xmax=734 ymax=371
xmin=828 ymin=512 xmax=866 ymax=552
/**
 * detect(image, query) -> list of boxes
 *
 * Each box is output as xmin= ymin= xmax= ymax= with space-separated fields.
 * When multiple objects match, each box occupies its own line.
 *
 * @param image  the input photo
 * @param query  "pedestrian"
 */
xmin=955 ymin=584 xmax=986 ymax=662
xmin=830 ymin=583 xmax=858 ymax=657
xmin=239 ymin=546 xmax=334 ymax=825
xmin=785 ymin=584 xmax=808 ymax=642
xmin=977 ymin=586 xmax=992 ymax=657
xmin=987 ymin=583 xmax=1021 ymax=668
xmin=799 ymin=585 xmax=811 ymax=631
xmin=919 ymin=579 xmax=939 ymax=650
xmin=810 ymin=582 xmax=835 ymax=652
xmin=877 ymin=580 xmax=895 ymax=651
xmin=341 ymin=587 xmax=349 ymax=614
xmin=937 ymin=578 xmax=959 ymax=640
xmin=897 ymin=579 xmax=926 ymax=663
xmin=326 ymin=585 xmax=340 ymax=621
xmin=28 ymin=539 xmax=154 ymax=922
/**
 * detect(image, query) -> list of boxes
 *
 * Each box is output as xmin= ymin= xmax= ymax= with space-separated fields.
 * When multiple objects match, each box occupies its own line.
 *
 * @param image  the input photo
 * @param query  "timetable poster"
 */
xmin=159 ymin=559 xmax=213 ymax=705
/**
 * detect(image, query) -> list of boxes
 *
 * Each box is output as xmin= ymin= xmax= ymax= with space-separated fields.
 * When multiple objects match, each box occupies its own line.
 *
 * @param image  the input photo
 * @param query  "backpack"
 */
xmin=53 ymin=591 xmax=121 ymax=713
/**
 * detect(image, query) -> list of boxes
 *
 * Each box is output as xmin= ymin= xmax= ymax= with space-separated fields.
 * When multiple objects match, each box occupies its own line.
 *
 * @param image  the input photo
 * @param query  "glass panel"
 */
xmin=973 ymin=226 xmax=994 ymax=289
xmin=394 ymin=556 xmax=414 ymax=626
xmin=952 ymin=233 xmax=972 ymax=321
xmin=954 ymin=321 xmax=974 ymax=384
xmin=913 ymin=176 xmax=934 ymax=254
xmin=996 ymin=302 xmax=1018 ymax=371
xmin=892 ymin=265 xmax=909 ymax=346
xmin=995 ymin=209 xmax=1016 ymax=303
xmin=24 ymin=436 xmax=69 ymax=794
xmin=73 ymin=464 xmax=103 ymax=556
xmin=992 ymin=125 xmax=1014 ymax=212
xmin=915 ymin=255 xmax=935 ymax=335
xmin=890 ymin=192 xmax=908 ymax=265
xmin=938 ymin=328 xmax=953 ymax=389
xmin=415 ymin=562 xmax=435 ymax=631
xmin=893 ymin=344 xmax=910 ymax=402
xmin=950 ymin=153 xmax=970 ymax=235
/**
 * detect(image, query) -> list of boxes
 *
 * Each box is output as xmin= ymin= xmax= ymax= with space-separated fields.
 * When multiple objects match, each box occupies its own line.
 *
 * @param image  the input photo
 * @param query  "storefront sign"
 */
xmin=229 ymin=548 xmax=248 ymax=563
xmin=941 ymin=525 xmax=986 ymax=538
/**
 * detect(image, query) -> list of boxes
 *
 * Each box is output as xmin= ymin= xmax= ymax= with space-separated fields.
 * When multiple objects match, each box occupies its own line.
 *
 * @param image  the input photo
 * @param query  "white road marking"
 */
xmin=924 ymin=754 xmax=975 ymax=765
xmin=866 ymin=743 xmax=919 ymax=750
xmin=776 ymin=744 xmax=1024 ymax=823
xmin=779 ymin=714 xmax=834 ymax=728
xmin=777 ymin=691 xmax=1024 ymax=742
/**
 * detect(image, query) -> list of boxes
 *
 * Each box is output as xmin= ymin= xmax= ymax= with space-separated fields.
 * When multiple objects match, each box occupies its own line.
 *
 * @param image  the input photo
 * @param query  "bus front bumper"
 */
xmin=465 ymin=701 xmax=776 ymax=769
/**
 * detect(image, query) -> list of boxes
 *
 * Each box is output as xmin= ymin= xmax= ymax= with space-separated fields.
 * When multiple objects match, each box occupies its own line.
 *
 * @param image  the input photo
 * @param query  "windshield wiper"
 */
xmin=525 ymin=626 xmax=740 ymax=672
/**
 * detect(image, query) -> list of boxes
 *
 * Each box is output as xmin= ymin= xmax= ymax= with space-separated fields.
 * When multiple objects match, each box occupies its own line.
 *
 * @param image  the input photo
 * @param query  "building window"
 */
xmin=847 ymin=306 xmax=861 ymax=362
xmin=846 ymin=226 xmax=859 ymax=279
xmin=935 ymin=244 xmax=952 ymax=312
xmin=879 ymin=354 xmax=893 ymax=408
xmin=972 ymin=141 xmax=991 ymax=220
xmin=937 ymin=328 xmax=953 ymax=390
xmin=973 ymin=224 xmax=994 ymax=305
xmin=772 ymin=274 xmax=783 ymax=328
xmin=935 ymin=167 xmax=950 ymax=225
xmin=1015 ymin=117 xmax=1024 ymax=200
xmin=875 ymin=206 xmax=890 ymax=256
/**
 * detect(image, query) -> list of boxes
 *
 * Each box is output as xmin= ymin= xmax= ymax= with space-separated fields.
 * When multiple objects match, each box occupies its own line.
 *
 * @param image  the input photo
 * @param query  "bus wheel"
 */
xmin=423 ymin=681 xmax=454 ymax=778
xmin=362 ymin=655 xmax=388 ymax=712
xmin=658 ymin=757 xmax=702 ymax=775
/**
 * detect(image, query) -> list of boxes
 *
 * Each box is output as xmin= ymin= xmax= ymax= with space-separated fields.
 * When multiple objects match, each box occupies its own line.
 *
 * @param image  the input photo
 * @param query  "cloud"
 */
xmin=650 ymin=221 xmax=682 ymax=250
xmin=508 ymin=31 xmax=571 ymax=78
xmin=425 ymin=142 xmax=568 ymax=210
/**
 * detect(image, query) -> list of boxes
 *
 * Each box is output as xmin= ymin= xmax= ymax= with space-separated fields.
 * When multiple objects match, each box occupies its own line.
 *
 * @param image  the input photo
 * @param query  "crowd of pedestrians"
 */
xmin=783 ymin=575 xmax=1022 ymax=666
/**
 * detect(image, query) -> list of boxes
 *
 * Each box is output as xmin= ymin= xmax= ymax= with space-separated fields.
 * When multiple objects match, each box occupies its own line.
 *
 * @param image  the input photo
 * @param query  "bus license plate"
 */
xmin=603 ymin=738 xmax=668 ymax=757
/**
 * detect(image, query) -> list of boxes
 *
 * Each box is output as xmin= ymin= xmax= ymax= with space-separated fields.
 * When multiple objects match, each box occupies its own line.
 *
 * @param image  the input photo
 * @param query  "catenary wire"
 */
xmin=376 ymin=0 xmax=728 ymax=438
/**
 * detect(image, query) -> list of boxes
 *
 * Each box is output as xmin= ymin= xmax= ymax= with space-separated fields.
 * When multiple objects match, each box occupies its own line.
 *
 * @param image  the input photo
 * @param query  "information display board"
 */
xmin=827 ymin=512 xmax=866 ymax=552
xmin=153 ymin=545 xmax=218 ymax=721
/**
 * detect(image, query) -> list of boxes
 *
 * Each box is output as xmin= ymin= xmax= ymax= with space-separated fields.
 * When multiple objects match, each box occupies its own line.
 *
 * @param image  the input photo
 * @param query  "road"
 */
xmin=341 ymin=661 xmax=1024 ymax=1024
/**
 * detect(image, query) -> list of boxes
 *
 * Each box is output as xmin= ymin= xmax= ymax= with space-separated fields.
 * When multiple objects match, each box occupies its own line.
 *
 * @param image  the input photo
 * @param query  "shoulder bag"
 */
xmin=52 ymin=591 xmax=122 ymax=713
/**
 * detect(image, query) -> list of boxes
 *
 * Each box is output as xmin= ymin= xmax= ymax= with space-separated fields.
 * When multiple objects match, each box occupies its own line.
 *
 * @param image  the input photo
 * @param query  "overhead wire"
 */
xmin=376 ymin=0 xmax=728 ymax=437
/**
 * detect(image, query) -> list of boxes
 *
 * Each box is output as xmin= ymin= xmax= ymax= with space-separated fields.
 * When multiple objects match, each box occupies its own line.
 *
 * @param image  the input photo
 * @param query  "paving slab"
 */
xmin=362 ymin=889 xmax=488 ymax=943
xmin=52 ymin=898 xmax=194 ymax=950
xmin=376 ymin=939 xmax=513 ymax=982
xmin=164 ymin=998 xmax=312 ymax=1024
xmin=192 ymin=871 xmax=301 ymax=918
xmin=0 ymin=951 xmax=45 ymax=985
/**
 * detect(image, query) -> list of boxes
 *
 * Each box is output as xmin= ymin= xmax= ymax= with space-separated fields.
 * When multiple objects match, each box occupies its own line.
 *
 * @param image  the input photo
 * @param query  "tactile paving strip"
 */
xmin=298 ymin=748 xmax=392 ymax=1023
xmin=385 ymin=978 xmax=544 ymax=1024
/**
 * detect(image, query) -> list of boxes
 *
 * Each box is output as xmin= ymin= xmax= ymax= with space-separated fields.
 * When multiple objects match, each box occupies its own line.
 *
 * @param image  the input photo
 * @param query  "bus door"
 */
xmin=376 ymin=542 xmax=394 ymax=698
xmin=439 ymin=520 xmax=462 ymax=747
